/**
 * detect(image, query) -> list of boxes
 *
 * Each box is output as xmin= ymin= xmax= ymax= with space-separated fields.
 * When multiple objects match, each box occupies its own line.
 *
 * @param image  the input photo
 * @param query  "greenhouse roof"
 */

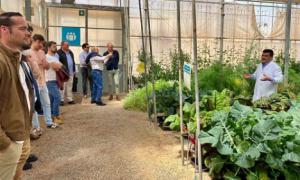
xmin=268 ymin=0 xmax=300 ymax=3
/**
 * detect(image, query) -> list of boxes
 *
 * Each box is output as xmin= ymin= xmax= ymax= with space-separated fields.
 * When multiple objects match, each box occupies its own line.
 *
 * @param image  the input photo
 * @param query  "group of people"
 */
xmin=79 ymin=42 xmax=120 ymax=106
xmin=0 ymin=12 xmax=78 ymax=180
xmin=0 ymin=11 xmax=120 ymax=180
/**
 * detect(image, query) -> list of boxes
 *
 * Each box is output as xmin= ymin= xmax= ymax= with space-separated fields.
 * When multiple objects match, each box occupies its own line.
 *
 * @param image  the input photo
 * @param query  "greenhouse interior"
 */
xmin=1 ymin=0 xmax=300 ymax=179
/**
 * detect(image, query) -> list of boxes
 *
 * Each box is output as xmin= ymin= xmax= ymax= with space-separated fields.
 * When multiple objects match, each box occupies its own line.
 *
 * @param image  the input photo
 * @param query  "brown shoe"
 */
xmin=109 ymin=95 xmax=113 ymax=101
xmin=116 ymin=95 xmax=121 ymax=101
xmin=53 ymin=116 xmax=64 ymax=125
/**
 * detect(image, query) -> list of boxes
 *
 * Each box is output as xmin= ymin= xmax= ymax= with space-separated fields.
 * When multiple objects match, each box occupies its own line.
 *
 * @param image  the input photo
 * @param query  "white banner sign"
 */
xmin=183 ymin=63 xmax=192 ymax=90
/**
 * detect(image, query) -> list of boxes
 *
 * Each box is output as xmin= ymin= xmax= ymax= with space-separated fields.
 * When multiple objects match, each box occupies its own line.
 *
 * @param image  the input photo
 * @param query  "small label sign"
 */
xmin=79 ymin=10 xmax=85 ymax=16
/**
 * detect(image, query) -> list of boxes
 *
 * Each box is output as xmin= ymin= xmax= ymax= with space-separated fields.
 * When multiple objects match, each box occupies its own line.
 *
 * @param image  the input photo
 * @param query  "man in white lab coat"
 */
xmin=244 ymin=49 xmax=283 ymax=102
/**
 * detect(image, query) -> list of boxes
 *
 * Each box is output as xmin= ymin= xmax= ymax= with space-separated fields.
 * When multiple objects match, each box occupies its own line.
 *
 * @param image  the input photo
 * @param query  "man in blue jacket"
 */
xmin=103 ymin=43 xmax=120 ymax=101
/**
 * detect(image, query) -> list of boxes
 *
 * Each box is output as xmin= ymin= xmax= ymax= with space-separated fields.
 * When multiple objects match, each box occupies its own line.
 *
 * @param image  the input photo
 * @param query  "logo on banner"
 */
xmin=66 ymin=32 xmax=77 ymax=41
xmin=62 ymin=27 xmax=80 ymax=46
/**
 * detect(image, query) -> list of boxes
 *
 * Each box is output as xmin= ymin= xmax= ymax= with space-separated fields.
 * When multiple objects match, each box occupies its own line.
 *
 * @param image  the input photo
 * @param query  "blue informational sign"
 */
xmin=61 ymin=27 xmax=81 ymax=46
xmin=183 ymin=63 xmax=192 ymax=74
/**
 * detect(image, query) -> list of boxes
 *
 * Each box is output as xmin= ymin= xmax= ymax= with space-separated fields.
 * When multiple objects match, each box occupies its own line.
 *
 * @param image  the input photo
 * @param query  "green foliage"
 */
xmin=122 ymin=87 xmax=148 ymax=112
xmin=253 ymin=92 xmax=294 ymax=111
xmin=150 ymin=81 xmax=192 ymax=116
xmin=199 ymin=101 xmax=300 ymax=179
xmin=125 ymin=46 xmax=300 ymax=179
xmin=165 ymin=89 xmax=232 ymax=133
xmin=163 ymin=114 xmax=180 ymax=131
xmin=196 ymin=63 xmax=252 ymax=97
xmin=123 ymin=80 xmax=192 ymax=116
xmin=134 ymin=44 xmax=300 ymax=95
xmin=200 ymin=89 xmax=232 ymax=111
xmin=125 ymin=43 xmax=300 ymax=180
xmin=123 ymin=80 xmax=172 ymax=112
xmin=196 ymin=44 xmax=216 ymax=69
xmin=198 ymin=89 xmax=232 ymax=130
xmin=285 ymin=69 xmax=300 ymax=95
xmin=133 ymin=49 xmax=191 ymax=87
xmin=275 ymin=52 xmax=300 ymax=95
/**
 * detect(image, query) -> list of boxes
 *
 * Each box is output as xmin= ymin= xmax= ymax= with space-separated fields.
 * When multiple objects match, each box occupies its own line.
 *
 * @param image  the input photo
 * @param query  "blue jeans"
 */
xmin=91 ymin=69 xmax=103 ymax=102
xmin=32 ymin=85 xmax=53 ymax=127
xmin=47 ymin=81 xmax=61 ymax=117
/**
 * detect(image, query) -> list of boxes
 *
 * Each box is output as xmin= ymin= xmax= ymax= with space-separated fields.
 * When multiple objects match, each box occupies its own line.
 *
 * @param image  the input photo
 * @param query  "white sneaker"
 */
xmin=47 ymin=123 xmax=59 ymax=129
xmin=36 ymin=128 xmax=43 ymax=136
xmin=30 ymin=128 xmax=41 ymax=140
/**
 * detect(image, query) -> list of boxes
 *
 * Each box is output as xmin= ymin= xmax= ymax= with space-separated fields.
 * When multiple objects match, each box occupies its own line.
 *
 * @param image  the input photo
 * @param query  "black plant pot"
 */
xmin=157 ymin=115 xmax=166 ymax=127
xmin=190 ymin=157 xmax=209 ymax=172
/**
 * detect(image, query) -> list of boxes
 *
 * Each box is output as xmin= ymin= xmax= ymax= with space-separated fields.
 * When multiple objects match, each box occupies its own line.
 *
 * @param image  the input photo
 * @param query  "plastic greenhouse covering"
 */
xmin=1 ymin=0 xmax=300 ymax=74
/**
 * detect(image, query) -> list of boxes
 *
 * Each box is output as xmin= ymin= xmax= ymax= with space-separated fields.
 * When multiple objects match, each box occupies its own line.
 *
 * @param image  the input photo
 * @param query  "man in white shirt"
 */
xmin=79 ymin=43 xmax=92 ymax=98
xmin=86 ymin=47 xmax=112 ymax=106
xmin=244 ymin=49 xmax=283 ymax=101
xmin=46 ymin=41 xmax=64 ymax=125
xmin=30 ymin=34 xmax=59 ymax=129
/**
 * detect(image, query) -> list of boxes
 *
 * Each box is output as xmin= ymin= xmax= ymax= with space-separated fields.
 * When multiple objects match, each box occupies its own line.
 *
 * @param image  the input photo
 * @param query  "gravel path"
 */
xmin=24 ymin=97 xmax=209 ymax=180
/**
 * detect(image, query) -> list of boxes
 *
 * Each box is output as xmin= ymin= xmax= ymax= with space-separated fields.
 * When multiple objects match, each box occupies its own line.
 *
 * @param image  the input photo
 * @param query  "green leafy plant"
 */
xmin=163 ymin=114 xmax=180 ymax=131
xmin=123 ymin=80 xmax=171 ymax=112
xmin=194 ymin=63 xmax=252 ymax=97
xmin=123 ymin=80 xmax=192 ymax=116
xmin=199 ymin=101 xmax=300 ymax=179
xmin=122 ymin=87 xmax=148 ymax=111
xmin=253 ymin=91 xmax=295 ymax=111
xmin=133 ymin=48 xmax=191 ymax=87
xmin=165 ymin=89 xmax=232 ymax=133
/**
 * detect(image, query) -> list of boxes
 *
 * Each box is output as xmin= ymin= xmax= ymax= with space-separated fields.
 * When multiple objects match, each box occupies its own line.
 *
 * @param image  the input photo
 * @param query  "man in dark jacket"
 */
xmin=103 ymin=43 xmax=120 ymax=101
xmin=57 ymin=41 xmax=76 ymax=105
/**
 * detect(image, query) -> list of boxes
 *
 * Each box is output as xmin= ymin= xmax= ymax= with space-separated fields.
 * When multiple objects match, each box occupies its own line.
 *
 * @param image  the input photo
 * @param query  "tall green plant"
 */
xmin=194 ymin=63 xmax=252 ymax=96
xmin=134 ymin=49 xmax=191 ymax=86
